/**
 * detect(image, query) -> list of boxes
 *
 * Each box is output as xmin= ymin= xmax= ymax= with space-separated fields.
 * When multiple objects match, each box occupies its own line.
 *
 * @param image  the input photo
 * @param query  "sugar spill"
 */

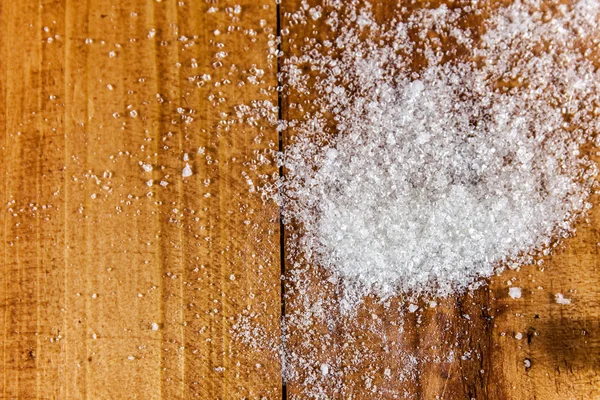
xmin=242 ymin=0 xmax=600 ymax=306
xmin=232 ymin=2 xmax=600 ymax=393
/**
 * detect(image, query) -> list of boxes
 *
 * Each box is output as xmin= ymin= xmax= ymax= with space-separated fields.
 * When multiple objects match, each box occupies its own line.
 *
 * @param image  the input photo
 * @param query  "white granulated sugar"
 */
xmin=509 ymin=287 xmax=522 ymax=299
xmin=182 ymin=163 xmax=193 ymax=178
xmin=141 ymin=163 xmax=152 ymax=172
xmin=255 ymin=0 xmax=600 ymax=305
xmin=555 ymin=293 xmax=572 ymax=305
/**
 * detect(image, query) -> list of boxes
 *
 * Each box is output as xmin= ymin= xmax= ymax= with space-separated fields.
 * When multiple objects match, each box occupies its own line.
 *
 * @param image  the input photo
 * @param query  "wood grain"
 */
xmin=2 ymin=0 xmax=600 ymax=399
xmin=280 ymin=1 xmax=600 ymax=399
xmin=0 ymin=0 xmax=281 ymax=399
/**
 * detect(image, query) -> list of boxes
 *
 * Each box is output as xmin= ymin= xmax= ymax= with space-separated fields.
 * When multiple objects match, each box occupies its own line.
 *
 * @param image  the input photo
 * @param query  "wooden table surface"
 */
xmin=1 ymin=0 xmax=599 ymax=399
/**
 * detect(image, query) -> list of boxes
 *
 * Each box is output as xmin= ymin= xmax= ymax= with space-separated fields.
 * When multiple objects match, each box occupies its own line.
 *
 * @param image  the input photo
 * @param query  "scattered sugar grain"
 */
xmin=182 ymin=164 xmax=193 ymax=178
xmin=408 ymin=304 xmax=419 ymax=313
xmin=555 ymin=293 xmax=572 ymax=305
xmin=509 ymin=288 xmax=522 ymax=299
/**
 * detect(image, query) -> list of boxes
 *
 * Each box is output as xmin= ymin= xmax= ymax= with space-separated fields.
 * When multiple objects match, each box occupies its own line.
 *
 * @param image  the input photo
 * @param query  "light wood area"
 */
xmin=0 ymin=0 xmax=281 ymax=399
xmin=1 ymin=0 xmax=600 ymax=399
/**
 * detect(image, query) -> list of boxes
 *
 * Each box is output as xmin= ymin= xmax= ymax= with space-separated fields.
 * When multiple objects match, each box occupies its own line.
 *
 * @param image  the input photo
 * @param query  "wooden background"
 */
xmin=0 ymin=0 xmax=599 ymax=399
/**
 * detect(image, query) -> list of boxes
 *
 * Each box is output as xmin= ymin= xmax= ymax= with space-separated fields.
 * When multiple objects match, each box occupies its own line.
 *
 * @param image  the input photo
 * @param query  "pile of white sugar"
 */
xmin=248 ymin=0 xmax=600 ymax=303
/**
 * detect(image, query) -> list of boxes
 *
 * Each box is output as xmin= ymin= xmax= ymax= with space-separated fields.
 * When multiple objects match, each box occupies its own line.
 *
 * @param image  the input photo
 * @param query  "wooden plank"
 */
xmin=484 ymin=208 xmax=600 ymax=399
xmin=0 ymin=0 xmax=281 ymax=398
xmin=280 ymin=1 xmax=600 ymax=399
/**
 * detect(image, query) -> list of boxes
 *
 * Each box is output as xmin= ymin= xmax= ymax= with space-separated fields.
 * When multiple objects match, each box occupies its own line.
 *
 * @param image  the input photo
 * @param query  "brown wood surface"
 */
xmin=0 ymin=0 xmax=599 ymax=399
xmin=0 ymin=0 xmax=281 ymax=399
xmin=280 ymin=1 xmax=600 ymax=399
